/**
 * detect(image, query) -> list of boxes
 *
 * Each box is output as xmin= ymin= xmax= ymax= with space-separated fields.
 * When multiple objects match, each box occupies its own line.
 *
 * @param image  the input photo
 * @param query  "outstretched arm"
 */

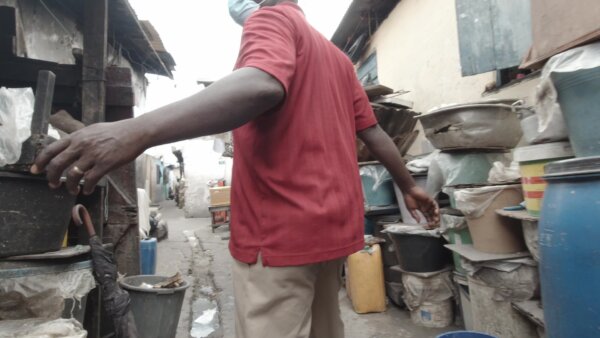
xmin=32 ymin=67 xmax=284 ymax=195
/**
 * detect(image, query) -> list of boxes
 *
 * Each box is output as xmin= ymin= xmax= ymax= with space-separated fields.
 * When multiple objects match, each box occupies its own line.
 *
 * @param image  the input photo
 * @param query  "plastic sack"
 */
xmin=0 ymin=267 xmax=96 ymax=320
xmin=534 ymin=42 xmax=600 ymax=143
xmin=401 ymin=271 xmax=455 ymax=310
xmin=471 ymin=263 xmax=540 ymax=302
xmin=383 ymin=224 xmax=442 ymax=238
xmin=0 ymin=318 xmax=86 ymax=338
xmin=0 ymin=87 xmax=35 ymax=166
xmin=426 ymin=152 xmax=511 ymax=197
xmin=406 ymin=152 xmax=437 ymax=173
xmin=439 ymin=213 xmax=467 ymax=235
xmin=454 ymin=185 xmax=522 ymax=219
xmin=487 ymin=161 xmax=521 ymax=184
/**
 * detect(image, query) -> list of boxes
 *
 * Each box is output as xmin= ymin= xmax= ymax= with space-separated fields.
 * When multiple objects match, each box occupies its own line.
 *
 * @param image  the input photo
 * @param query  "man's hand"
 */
xmin=403 ymin=186 xmax=440 ymax=229
xmin=31 ymin=120 xmax=145 ymax=195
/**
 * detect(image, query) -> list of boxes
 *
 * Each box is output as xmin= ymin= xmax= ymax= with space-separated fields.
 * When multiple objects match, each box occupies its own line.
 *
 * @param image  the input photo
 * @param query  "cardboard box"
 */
xmin=209 ymin=186 xmax=231 ymax=206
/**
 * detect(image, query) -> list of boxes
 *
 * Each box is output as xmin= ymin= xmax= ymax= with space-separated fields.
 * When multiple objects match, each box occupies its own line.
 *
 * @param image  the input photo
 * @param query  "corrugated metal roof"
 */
xmin=50 ymin=0 xmax=175 ymax=78
xmin=331 ymin=0 xmax=400 ymax=62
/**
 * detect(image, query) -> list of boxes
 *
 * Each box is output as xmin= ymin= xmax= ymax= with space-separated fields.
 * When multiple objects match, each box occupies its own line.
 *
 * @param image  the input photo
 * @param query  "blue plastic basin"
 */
xmin=436 ymin=331 xmax=497 ymax=338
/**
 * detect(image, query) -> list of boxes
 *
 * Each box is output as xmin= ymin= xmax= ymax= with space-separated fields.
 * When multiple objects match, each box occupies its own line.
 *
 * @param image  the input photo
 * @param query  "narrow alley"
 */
xmin=156 ymin=202 xmax=457 ymax=338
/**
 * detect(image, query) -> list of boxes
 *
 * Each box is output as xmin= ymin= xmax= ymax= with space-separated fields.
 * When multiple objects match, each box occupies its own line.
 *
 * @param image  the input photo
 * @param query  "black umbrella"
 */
xmin=72 ymin=204 xmax=138 ymax=338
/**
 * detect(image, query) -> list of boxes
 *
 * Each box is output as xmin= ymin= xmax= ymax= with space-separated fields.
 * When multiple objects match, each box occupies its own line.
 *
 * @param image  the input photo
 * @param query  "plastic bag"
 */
xmin=0 ymin=318 xmax=86 ymax=338
xmin=383 ymin=224 xmax=442 ymax=238
xmin=401 ymin=271 xmax=455 ymax=310
xmin=471 ymin=263 xmax=540 ymax=302
xmin=487 ymin=161 xmax=521 ymax=184
xmin=426 ymin=152 xmax=511 ymax=197
xmin=0 ymin=267 xmax=96 ymax=320
xmin=0 ymin=87 xmax=35 ymax=166
xmin=454 ymin=185 xmax=522 ymax=219
xmin=440 ymin=214 xmax=467 ymax=234
xmin=406 ymin=152 xmax=437 ymax=173
xmin=535 ymin=42 xmax=600 ymax=143
xmin=359 ymin=164 xmax=392 ymax=191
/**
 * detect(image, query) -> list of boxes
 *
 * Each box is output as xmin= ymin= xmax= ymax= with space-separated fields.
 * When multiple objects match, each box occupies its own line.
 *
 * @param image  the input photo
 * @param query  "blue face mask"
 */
xmin=228 ymin=0 xmax=265 ymax=26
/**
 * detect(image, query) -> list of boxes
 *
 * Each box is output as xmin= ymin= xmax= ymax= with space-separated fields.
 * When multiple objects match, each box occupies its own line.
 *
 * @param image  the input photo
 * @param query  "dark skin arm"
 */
xmin=358 ymin=125 xmax=440 ymax=228
xmin=31 ymin=67 xmax=284 ymax=194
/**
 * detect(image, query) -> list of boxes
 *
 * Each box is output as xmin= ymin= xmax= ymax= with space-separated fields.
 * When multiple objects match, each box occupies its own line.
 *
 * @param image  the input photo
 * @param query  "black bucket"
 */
xmin=0 ymin=172 xmax=76 ymax=257
xmin=388 ymin=233 xmax=451 ymax=273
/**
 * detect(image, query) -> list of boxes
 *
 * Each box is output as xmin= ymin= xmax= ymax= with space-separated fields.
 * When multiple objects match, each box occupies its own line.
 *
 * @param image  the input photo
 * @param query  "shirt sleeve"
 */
xmin=352 ymin=76 xmax=378 ymax=132
xmin=235 ymin=8 xmax=296 ymax=94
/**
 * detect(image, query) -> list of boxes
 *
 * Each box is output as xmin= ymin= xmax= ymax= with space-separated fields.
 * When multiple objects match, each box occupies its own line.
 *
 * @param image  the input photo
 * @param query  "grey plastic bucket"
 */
xmin=120 ymin=275 xmax=190 ymax=338
xmin=552 ymin=67 xmax=600 ymax=157
xmin=437 ymin=332 xmax=498 ymax=338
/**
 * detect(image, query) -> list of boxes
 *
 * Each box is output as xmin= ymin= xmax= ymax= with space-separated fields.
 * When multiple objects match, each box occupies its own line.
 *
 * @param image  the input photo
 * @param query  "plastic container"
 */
xmin=140 ymin=238 xmax=157 ymax=275
xmin=387 ymin=231 xmax=451 ymax=273
xmin=0 ymin=172 xmax=76 ymax=257
xmin=394 ymin=174 xmax=428 ymax=225
xmin=540 ymin=157 xmax=600 ymax=338
xmin=120 ymin=275 xmax=190 ymax=338
xmin=346 ymin=244 xmax=386 ymax=314
xmin=514 ymin=142 xmax=573 ymax=216
xmin=359 ymin=162 xmax=396 ymax=207
xmin=468 ymin=276 xmax=538 ymax=338
xmin=437 ymin=332 xmax=498 ymax=338
xmin=455 ymin=185 xmax=526 ymax=254
xmin=552 ymin=67 xmax=600 ymax=157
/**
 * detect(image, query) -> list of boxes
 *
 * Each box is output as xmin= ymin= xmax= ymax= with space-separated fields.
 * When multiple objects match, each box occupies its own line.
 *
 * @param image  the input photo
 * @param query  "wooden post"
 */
xmin=82 ymin=0 xmax=108 ymax=125
xmin=105 ymin=67 xmax=140 ymax=277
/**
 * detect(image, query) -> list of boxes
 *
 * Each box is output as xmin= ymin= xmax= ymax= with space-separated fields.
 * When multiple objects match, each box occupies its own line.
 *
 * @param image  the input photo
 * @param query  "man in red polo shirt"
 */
xmin=33 ymin=0 xmax=439 ymax=337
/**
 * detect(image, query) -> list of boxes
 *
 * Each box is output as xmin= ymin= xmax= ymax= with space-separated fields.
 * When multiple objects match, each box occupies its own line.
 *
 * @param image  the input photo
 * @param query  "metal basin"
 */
xmin=0 ymin=172 xmax=76 ymax=258
xmin=417 ymin=103 xmax=523 ymax=150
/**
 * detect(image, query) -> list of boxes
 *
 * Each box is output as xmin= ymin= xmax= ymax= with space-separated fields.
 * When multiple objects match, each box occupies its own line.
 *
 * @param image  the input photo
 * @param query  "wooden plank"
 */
xmin=0 ymin=6 xmax=16 ymax=57
xmin=496 ymin=209 xmax=539 ymax=222
xmin=0 ymin=57 xmax=80 ymax=87
xmin=4 ymin=245 xmax=90 ymax=260
xmin=512 ymin=300 xmax=545 ymax=328
xmin=82 ymin=0 xmax=108 ymax=125
xmin=445 ymin=244 xmax=531 ymax=262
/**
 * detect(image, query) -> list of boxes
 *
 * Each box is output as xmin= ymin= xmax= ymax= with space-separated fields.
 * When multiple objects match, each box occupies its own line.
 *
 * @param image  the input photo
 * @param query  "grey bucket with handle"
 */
xmin=120 ymin=275 xmax=190 ymax=338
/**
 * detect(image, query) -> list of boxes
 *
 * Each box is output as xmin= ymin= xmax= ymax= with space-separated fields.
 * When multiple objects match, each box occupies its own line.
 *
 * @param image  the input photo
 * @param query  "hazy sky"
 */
xmin=128 ymin=0 xmax=353 ymax=112
xmin=126 ymin=1 xmax=353 ymax=162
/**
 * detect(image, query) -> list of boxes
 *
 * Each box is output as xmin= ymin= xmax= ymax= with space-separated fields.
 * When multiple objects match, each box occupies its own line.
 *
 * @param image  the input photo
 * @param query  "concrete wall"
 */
xmin=360 ymin=0 xmax=541 ymax=154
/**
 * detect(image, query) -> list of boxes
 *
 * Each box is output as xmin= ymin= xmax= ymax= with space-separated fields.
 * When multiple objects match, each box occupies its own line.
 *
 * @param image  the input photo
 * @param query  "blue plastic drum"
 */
xmin=140 ymin=238 xmax=157 ymax=275
xmin=540 ymin=157 xmax=600 ymax=337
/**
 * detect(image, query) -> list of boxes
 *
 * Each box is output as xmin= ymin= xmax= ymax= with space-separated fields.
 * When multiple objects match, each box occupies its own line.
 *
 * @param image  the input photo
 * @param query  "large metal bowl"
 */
xmin=0 ymin=172 xmax=76 ymax=258
xmin=417 ymin=103 xmax=523 ymax=150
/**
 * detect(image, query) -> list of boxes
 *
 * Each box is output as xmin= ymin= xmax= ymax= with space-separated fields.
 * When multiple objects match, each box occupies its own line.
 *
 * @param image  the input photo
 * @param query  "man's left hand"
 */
xmin=403 ymin=186 xmax=440 ymax=229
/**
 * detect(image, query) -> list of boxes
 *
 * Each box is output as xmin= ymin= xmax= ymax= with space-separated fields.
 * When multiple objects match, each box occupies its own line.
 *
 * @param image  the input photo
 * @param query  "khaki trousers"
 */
xmin=233 ymin=256 xmax=346 ymax=338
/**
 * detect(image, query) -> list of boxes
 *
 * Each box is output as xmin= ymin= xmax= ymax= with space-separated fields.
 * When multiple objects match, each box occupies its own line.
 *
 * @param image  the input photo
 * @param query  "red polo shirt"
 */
xmin=230 ymin=2 xmax=377 ymax=266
